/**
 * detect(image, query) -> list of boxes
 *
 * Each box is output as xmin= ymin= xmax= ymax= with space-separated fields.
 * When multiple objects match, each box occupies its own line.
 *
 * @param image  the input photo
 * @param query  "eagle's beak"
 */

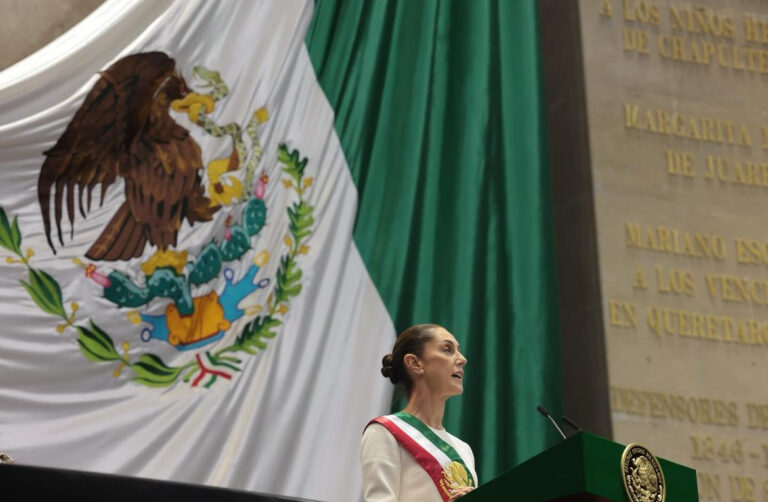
xmin=171 ymin=93 xmax=215 ymax=123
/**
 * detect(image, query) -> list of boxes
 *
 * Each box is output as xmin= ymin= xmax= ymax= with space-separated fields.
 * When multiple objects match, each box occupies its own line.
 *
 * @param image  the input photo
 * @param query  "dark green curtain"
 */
xmin=306 ymin=0 xmax=563 ymax=481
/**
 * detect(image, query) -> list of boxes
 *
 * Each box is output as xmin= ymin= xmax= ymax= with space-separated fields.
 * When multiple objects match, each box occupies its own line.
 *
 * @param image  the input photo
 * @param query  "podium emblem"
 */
xmin=621 ymin=443 xmax=666 ymax=502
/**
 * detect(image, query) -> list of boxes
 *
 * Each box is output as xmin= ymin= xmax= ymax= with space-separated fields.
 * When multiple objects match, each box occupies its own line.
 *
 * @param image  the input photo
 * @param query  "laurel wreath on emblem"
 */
xmin=0 ymin=57 xmax=315 ymax=389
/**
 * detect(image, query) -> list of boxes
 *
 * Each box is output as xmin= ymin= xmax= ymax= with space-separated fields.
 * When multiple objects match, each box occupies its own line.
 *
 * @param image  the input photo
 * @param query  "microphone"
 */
xmin=561 ymin=415 xmax=582 ymax=433
xmin=536 ymin=405 xmax=566 ymax=440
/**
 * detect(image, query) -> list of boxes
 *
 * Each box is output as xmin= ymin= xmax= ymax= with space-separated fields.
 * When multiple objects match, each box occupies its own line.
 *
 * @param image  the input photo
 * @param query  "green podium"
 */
xmin=463 ymin=432 xmax=698 ymax=501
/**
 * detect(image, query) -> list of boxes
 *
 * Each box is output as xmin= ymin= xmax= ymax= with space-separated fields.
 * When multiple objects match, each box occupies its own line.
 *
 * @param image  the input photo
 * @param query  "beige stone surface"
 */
xmin=579 ymin=0 xmax=768 ymax=496
xmin=0 ymin=0 xmax=105 ymax=71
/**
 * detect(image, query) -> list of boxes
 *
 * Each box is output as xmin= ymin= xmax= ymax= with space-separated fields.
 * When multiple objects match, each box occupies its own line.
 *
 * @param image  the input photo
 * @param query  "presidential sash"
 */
xmin=368 ymin=412 xmax=474 ymax=501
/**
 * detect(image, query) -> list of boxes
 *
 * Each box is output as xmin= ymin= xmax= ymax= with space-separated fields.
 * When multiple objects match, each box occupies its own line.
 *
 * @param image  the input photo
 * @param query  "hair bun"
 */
xmin=380 ymin=354 xmax=398 ymax=383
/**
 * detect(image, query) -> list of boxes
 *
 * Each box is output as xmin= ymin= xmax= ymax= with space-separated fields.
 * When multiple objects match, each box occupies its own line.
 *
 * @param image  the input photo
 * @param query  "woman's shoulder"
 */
xmin=362 ymin=420 xmax=396 ymax=444
xmin=361 ymin=420 xmax=401 ymax=462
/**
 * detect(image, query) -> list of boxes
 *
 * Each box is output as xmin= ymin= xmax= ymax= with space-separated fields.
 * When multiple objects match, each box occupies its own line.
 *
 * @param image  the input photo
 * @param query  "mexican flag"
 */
xmin=0 ymin=1 xmax=562 ymax=501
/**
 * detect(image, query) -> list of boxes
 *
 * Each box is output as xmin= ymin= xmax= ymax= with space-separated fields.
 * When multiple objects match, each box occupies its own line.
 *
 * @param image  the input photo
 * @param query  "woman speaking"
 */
xmin=361 ymin=324 xmax=477 ymax=502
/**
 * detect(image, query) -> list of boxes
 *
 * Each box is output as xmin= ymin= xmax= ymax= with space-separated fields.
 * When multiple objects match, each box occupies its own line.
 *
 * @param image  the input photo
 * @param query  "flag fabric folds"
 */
xmin=0 ymin=1 xmax=562 ymax=500
xmin=306 ymin=0 xmax=564 ymax=480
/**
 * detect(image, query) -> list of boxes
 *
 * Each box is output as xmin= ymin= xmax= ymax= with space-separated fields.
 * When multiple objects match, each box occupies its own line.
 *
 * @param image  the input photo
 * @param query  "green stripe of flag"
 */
xmin=307 ymin=0 xmax=563 ymax=481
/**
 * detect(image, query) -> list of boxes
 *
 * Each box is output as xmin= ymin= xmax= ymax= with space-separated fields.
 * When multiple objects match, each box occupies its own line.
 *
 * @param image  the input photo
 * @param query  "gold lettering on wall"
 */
xmin=600 ymin=0 xmax=614 ymax=18
xmin=669 ymin=5 xmax=734 ymax=38
xmin=623 ymin=0 xmax=661 ymax=26
xmin=608 ymin=299 xmax=638 ymax=327
xmin=729 ymin=475 xmax=757 ymax=502
xmin=698 ymin=472 xmax=723 ymax=500
xmin=611 ymin=386 xmax=739 ymax=426
xmin=704 ymin=156 xmax=768 ymax=189
xmin=624 ymin=103 xmax=751 ymax=146
xmin=633 ymin=265 xmax=648 ymax=289
xmin=625 ymin=222 xmax=727 ymax=260
xmin=594 ymin=0 xmax=768 ymax=491
xmin=667 ymin=149 xmax=695 ymax=177
xmin=646 ymin=305 xmax=768 ymax=346
xmin=623 ymin=26 xmax=651 ymax=53
xmin=746 ymin=403 xmax=768 ymax=430
xmin=655 ymin=265 xmax=695 ymax=296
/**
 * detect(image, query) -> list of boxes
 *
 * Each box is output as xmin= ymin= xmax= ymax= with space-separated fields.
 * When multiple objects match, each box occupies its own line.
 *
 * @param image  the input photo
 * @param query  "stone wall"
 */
xmin=579 ymin=0 xmax=768 ymax=497
xmin=0 ymin=0 xmax=104 ymax=70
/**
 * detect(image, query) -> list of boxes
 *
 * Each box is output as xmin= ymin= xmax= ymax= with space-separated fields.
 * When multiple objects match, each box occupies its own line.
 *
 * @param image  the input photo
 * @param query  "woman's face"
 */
xmin=416 ymin=328 xmax=467 ymax=398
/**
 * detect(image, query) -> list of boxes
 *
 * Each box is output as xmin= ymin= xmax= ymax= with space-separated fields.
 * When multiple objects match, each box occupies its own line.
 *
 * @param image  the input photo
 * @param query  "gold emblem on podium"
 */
xmin=621 ymin=443 xmax=666 ymax=502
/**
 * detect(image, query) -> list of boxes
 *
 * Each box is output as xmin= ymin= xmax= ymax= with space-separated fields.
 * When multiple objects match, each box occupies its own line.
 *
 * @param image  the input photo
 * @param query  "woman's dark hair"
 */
xmin=381 ymin=324 xmax=440 ymax=395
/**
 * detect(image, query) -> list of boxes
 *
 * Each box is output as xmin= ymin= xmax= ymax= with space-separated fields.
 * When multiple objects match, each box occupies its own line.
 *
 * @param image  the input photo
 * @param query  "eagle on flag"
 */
xmin=38 ymin=51 xmax=217 ymax=262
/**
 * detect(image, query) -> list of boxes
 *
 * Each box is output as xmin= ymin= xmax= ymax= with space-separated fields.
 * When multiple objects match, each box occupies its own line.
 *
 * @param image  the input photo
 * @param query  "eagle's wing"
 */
xmin=86 ymin=110 xmax=218 ymax=261
xmin=38 ymin=52 xmax=175 ymax=252
xmin=129 ymin=123 xmax=218 ymax=248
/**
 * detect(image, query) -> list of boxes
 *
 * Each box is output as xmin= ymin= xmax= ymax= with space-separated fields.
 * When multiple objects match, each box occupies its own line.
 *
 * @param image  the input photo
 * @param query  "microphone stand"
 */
xmin=536 ymin=405 xmax=567 ymax=440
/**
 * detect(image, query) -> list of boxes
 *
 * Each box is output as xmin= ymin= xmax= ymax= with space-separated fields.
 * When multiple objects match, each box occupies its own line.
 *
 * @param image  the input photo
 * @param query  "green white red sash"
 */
xmin=368 ymin=412 xmax=474 ymax=501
